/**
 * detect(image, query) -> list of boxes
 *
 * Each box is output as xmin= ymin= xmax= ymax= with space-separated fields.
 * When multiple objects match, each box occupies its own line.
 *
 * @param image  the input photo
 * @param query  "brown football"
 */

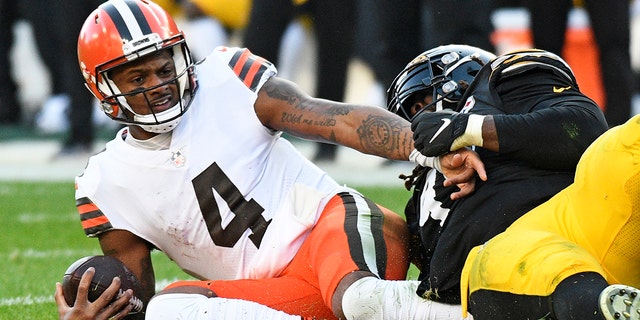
xmin=62 ymin=255 xmax=144 ymax=313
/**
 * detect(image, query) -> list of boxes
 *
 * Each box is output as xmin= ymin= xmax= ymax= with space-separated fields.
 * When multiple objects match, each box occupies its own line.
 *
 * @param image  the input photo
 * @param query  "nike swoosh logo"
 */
xmin=429 ymin=118 xmax=452 ymax=143
xmin=553 ymin=86 xmax=571 ymax=93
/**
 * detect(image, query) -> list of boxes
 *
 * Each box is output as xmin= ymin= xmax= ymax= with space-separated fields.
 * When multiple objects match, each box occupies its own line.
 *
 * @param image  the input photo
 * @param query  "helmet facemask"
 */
xmin=96 ymin=35 xmax=197 ymax=133
xmin=387 ymin=45 xmax=495 ymax=121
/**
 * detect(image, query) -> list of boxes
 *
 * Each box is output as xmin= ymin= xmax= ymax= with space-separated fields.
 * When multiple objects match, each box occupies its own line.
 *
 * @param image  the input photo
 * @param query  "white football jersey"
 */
xmin=75 ymin=47 xmax=352 ymax=280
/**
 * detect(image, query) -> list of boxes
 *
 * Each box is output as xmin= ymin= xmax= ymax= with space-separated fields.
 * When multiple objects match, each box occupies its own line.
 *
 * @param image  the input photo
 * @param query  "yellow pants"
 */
xmin=460 ymin=114 xmax=640 ymax=317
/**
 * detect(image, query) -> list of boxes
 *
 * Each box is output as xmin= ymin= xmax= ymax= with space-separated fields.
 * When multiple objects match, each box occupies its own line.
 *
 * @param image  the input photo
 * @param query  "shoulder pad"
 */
xmin=489 ymin=49 xmax=577 ymax=86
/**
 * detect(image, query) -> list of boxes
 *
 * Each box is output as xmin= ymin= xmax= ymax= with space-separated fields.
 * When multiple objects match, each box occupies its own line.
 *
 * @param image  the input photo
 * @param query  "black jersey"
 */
xmin=407 ymin=50 xmax=609 ymax=304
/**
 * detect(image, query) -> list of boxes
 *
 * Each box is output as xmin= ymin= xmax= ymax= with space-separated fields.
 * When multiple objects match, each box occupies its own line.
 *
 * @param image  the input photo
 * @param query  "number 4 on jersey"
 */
xmin=192 ymin=163 xmax=271 ymax=248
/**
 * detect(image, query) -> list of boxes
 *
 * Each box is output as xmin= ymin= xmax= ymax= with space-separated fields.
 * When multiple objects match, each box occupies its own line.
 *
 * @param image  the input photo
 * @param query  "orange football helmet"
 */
xmin=78 ymin=0 xmax=197 ymax=133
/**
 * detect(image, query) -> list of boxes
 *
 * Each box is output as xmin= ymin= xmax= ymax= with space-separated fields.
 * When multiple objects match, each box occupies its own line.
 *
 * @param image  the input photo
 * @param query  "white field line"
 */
xmin=0 ymin=278 xmax=183 ymax=306
xmin=0 ymin=295 xmax=53 ymax=306
xmin=2 ymin=246 xmax=185 ymax=306
xmin=16 ymin=212 xmax=78 ymax=223
xmin=1 ymin=248 xmax=100 ymax=260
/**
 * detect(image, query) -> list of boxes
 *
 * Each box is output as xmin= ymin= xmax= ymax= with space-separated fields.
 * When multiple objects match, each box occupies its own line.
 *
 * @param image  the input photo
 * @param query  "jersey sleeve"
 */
xmin=482 ymin=51 xmax=610 ymax=170
xmin=74 ymin=150 xmax=117 ymax=238
xmin=75 ymin=194 xmax=113 ymax=237
xmin=214 ymin=46 xmax=277 ymax=93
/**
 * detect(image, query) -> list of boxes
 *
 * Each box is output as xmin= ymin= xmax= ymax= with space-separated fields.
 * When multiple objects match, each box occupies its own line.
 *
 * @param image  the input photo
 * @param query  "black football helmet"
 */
xmin=387 ymin=44 xmax=496 ymax=121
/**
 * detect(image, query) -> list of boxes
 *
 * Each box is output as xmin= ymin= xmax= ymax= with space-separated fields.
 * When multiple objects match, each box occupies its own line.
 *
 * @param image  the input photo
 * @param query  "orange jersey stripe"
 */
xmin=243 ymin=56 xmax=267 ymax=89
xmin=81 ymin=215 xmax=111 ymax=229
xmin=232 ymin=49 xmax=251 ymax=77
xmin=228 ymin=48 xmax=272 ymax=92
xmin=78 ymin=202 xmax=99 ymax=215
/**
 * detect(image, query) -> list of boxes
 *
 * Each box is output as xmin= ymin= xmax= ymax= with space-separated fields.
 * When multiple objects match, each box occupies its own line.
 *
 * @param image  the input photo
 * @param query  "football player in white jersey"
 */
xmin=54 ymin=0 xmax=485 ymax=319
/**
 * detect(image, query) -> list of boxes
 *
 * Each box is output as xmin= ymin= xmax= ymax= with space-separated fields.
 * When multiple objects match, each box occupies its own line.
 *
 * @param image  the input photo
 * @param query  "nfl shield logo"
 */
xmin=170 ymin=151 xmax=186 ymax=167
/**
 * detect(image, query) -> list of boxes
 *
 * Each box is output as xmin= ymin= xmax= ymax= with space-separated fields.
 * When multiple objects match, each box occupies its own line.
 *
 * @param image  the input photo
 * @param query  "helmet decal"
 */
xmin=103 ymin=0 xmax=153 ymax=41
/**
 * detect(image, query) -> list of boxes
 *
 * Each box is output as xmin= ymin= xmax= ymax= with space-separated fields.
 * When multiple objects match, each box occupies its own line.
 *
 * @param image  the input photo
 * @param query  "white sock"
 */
xmin=341 ymin=277 xmax=472 ymax=320
xmin=146 ymin=294 xmax=301 ymax=320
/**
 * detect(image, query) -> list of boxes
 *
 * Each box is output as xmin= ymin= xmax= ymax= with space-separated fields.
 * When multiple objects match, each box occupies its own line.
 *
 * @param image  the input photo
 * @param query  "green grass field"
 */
xmin=0 ymin=180 xmax=412 ymax=319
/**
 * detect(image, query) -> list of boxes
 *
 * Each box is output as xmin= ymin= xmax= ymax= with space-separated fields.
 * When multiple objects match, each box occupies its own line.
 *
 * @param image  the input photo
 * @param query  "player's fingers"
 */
xmin=442 ymin=162 xmax=476 ymax=186
xmin=112 ymin=288 xmax=133 ymax=311
xmin=443 ymin=170 xmax=471 ymax=185
xmin=102 ymin=289 xmax=134 ymax=320
xmin=471 ymin=162 xmax=487 ymax=181
xmin=54 ymin=282 xmax=71 ymax=316
xmin=449 ymin=182 xmax=474 ymax=200
xmin=95 ymin=276 xmax=122 ymax=307
xmin=458 ymin=152 xmax=487 ymax=181
xmin=54 ymin=282 xmax=68 ymax=306
xmin=444 ymin=149 xmax=487 ymax=182
xmin=75 ymin=267 xmax=96 ymax=304
xmin=448 ymin=152 xmax=465 ymax=167
xmin=86 ymin=276 xmax=124 ymax=320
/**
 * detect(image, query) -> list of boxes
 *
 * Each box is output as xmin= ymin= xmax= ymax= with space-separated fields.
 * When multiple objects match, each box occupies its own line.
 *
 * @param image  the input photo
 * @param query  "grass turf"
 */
xmin=0 ymin=181 xmax=413 ymax=318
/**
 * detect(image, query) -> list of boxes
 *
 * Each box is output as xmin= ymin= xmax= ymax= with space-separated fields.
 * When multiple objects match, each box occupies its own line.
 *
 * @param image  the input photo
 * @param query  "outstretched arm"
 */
xmin=412 ymin=98 xmax=608 ymax=169
xmin=254 ymin=77 xmax=414 ymax=161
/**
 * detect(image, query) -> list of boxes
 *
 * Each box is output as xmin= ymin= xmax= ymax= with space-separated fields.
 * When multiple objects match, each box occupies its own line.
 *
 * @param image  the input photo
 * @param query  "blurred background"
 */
xmin=9 ymin=1 xmax=640 ymax=315
xmin=1 ymin=0 xmax=640 ymax=184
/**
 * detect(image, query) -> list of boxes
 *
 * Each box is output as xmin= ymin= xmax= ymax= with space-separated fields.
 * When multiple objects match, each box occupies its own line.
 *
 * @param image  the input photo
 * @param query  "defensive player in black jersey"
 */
xmin=387 ymin=45 xmax=609 ymax=307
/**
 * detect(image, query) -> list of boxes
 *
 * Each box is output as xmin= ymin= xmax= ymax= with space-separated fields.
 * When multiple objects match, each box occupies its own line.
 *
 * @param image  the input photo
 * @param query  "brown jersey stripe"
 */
xmin=81 ymin=214 xmax=113 ymax=236
xmin=76 ymin=196 xmax=92 ymax=206
xmin=228 ymin=49 xmax=270 ymax=92
xmin=243 ymin=56 xmax=269 ymax=91
xmin=77 ymin=197 xmax=113 ymax=236
xmin=229 ymin=49 xmax=250 ymax=76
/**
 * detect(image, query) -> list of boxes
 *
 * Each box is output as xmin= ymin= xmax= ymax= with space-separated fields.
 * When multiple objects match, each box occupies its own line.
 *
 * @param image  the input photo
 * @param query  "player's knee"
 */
xmin=340 ymin=277 xmax=386 ymax=319
xmin=341 ymin=277 xmax=467 ymax=320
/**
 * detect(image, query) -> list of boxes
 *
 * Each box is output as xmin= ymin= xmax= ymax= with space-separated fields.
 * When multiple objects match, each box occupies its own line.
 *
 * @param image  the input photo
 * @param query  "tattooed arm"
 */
xmin=255 ymin=77 xmax=414 ymax=161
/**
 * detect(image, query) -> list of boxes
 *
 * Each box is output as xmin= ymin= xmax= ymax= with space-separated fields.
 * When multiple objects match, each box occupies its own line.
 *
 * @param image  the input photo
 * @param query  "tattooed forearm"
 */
xmin=357 ymin=115 xmax=399 ymax=152
xmin=263 ymin=78 xmax=413 ymax=159
xmin=281 ymin=112 xmax=303 ymax=124
xmin=357 ymin=114 xmax=412 ymax=158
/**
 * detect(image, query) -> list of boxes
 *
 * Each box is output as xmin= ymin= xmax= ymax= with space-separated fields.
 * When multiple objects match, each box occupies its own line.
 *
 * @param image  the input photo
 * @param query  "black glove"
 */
xmin=411 ymin=110 xmax=471 ymax=157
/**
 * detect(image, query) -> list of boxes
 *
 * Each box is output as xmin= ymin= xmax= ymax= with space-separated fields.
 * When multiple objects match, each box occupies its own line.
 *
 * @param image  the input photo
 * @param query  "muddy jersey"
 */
xmin=408 ymin=49 xmax=609 ymax=303
xmin=75 ymin=47 xmax=350 ymax=281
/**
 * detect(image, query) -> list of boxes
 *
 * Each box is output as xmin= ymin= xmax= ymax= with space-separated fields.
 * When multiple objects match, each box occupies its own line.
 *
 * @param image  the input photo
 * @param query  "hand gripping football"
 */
xmin=62 ymin=255 xmax=144 ymax=313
